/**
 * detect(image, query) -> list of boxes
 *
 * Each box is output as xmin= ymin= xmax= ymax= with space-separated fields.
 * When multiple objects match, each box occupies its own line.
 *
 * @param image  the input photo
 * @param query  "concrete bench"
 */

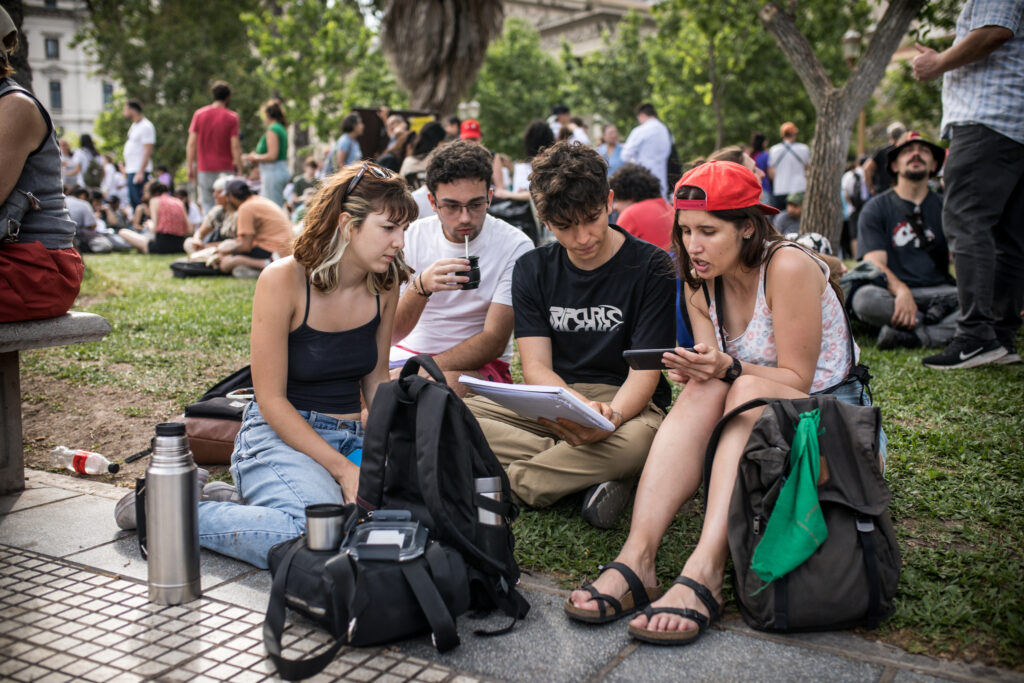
xmin=0 ymin=312 xmax=111 ymax=494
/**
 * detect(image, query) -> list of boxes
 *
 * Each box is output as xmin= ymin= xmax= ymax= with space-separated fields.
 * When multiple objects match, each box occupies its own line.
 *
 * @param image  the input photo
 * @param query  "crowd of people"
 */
xmin=3 ymin=0 xmax=1021 ymax=649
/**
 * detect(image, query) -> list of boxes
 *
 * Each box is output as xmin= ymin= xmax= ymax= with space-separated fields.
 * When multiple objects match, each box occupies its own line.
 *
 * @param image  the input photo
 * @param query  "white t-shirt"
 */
xmin=395 ymin=213 xmax=533 ymax=363
xmin=124 ymin=117 xmax=156 ymax=174
xmin=411 ymin=186 xmax=435 ymax=220
xmin=767 ymin=141 xmax=809 ymax=195
xmin=622 ymin=117 xmax=672 ymax=199
xmin=511 ymin=162 xmax=531 ymax=193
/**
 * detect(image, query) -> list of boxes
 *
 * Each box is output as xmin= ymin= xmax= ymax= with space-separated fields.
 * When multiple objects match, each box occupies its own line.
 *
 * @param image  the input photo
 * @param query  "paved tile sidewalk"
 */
xmin=1 ymin=470 xmax=1020 ymax=683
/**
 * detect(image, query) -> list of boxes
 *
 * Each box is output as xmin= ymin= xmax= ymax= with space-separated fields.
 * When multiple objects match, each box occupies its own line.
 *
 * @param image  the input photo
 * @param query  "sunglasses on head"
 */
xmin=342 ymin=162 xmax=396 ymax=204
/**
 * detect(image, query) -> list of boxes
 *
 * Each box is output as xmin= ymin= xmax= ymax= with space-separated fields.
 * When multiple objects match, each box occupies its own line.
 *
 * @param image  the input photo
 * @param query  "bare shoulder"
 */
xmin=0 ymin=91 xmax=46 ymax=139
xmin=256 ymin=256 xmax=304 ymax=294
xmin=767 ymin=245 xmax=824 ymax=284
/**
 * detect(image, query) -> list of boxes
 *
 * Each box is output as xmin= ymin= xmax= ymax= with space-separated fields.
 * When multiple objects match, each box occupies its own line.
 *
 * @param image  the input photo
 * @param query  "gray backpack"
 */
xmin=706 ymin=396 xmax=900 ymax=632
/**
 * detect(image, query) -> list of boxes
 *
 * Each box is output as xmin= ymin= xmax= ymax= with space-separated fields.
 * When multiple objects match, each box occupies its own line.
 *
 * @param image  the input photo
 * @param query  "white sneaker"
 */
xmin=202 ymin=481 xmax=243 ymax=503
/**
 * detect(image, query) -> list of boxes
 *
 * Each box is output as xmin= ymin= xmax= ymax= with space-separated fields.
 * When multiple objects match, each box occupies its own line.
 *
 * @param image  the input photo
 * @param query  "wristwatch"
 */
xmin=722 ymin=355 xmax=742 ymax=383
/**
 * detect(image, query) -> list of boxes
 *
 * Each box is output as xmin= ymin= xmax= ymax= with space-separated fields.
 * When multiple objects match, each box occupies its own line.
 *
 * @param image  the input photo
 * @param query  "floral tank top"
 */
xmin=708 ymin=244 xmax=856 ymax=394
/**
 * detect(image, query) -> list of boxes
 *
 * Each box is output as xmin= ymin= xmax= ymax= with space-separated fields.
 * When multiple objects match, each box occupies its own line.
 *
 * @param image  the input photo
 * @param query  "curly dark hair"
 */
xmin=609 ymin=163 xmax=662 ymax=203
xmin=529 ymin=140 xmax=608 ymax=228
xmin=523 ymin=120 xmax=554 ymax=160
xmin=424 ymin=139 xmax=494 ymax=194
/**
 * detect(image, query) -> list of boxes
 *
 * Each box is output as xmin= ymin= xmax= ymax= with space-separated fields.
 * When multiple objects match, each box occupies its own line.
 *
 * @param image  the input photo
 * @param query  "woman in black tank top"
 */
xmin=197 ymin=162 xmax=417 ymax=569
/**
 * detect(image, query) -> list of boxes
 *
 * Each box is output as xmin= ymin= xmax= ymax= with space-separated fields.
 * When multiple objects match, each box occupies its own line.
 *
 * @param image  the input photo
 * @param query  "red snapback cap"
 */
xmin=460 ymin=119 xmax=481 ymax=139
xmin=673 ymin=160 xmax=779 ymax=215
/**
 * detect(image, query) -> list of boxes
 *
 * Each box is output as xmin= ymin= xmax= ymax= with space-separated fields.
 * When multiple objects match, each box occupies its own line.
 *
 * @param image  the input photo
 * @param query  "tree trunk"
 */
xmin=758 ymin=0 xmax=925 ymax=246
xmin=1 ymin=0 xmax=32 ymax=92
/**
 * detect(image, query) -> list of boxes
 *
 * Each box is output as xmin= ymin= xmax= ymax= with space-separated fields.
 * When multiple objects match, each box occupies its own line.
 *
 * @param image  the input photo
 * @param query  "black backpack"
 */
xmin=706 ymin=396 xmax=900 ymax=632
xmin=357 ymin=355 xmax=530 ymax=626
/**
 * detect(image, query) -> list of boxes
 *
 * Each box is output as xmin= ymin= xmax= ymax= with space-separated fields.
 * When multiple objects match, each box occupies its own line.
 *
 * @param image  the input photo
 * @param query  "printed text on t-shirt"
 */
xmin=549 ymin=305 xmax=624 ymax=332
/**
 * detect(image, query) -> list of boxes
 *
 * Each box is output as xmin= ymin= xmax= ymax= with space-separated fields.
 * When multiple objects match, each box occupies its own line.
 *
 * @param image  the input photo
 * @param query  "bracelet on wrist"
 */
xmin=610 ymin=409 xmax=624 ymax=428
xmin=415 ymin=274 xmax=432 ymax=298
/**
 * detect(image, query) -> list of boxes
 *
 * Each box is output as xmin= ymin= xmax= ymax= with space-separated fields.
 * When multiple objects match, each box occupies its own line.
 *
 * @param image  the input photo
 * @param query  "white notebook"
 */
xmin=459 ymin=375 xmax=615 ymax=431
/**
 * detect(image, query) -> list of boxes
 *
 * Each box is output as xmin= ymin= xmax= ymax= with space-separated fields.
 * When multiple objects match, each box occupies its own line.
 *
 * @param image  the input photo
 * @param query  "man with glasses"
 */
xmin=466 ymin=141 xmax=675 ymax=529
xmin=391 ymin=140 xmax=533 ymax=395
xmin=854 ymin=132 xmax=959 ymax=351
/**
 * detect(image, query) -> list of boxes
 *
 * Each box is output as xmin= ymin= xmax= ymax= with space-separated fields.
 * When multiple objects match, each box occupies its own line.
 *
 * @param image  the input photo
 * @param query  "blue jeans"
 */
xmin=259 ymin=160 xmax=290 ymax=208
xmin=127 ymin=172 xmax=150 ymax=209
xmin=198 ymin=401 xmax=363 ymax=568
xmin=816 ymin=377 xmax=888 ymax=470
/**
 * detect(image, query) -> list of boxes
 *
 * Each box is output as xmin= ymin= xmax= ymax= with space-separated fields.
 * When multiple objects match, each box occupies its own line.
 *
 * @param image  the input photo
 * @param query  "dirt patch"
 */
xmin=20 ymin=373 xmax=227 ymax=489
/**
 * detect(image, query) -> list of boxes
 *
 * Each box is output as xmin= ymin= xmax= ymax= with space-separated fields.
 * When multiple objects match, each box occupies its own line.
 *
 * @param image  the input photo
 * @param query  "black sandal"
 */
xmin=564 ymin=561 xmax=663 ymax=624
xmin=627 ymin=575 xmax=721 ymax=645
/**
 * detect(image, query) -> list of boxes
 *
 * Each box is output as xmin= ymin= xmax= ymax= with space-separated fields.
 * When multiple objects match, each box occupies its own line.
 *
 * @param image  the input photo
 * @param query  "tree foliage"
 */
xmin=562 ymin=11 xmax=652 ymax=137
xmin=241 ymin=0 xmax=405 ymax=143
xmin=77 ymin=0 xmax=266 ymax=172
xmin=470 ymin=18 xmax=564 ymax=158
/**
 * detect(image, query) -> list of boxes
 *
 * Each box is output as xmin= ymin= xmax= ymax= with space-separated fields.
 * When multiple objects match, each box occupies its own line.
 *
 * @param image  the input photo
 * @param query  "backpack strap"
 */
xmin=855 ymin=515 xmax=884 ymax=628
xmin=401 ymin=544 xmax=460 ymax=652
xmin=400 ymin=353 xmax=447 ymax=383
xmin=357 ymin=383 xmax=402 ymax=511
xmin=263 ymin=540 xmax=346 ymax=681
xmin=702 ymin=398 xmax=773 ymax=507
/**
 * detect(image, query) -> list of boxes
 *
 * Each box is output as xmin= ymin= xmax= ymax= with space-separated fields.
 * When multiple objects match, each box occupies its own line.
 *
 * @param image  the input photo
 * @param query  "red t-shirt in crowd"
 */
xmin=189 ymin=104 xmax=239 ymax=172
xmin=617 ymin=198 xmax=674 ymax=251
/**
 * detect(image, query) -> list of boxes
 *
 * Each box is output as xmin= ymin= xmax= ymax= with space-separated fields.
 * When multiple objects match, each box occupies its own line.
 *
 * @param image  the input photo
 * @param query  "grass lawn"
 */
xmin=22 ymin=253 xmax=1024 ymax=669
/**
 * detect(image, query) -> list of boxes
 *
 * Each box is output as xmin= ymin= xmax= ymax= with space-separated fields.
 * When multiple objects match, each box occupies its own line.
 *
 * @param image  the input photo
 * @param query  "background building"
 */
xmin=504 ymin=0 xmax=656 ymax=57
xmin=21 ymin=0 xmax=114 ymax=137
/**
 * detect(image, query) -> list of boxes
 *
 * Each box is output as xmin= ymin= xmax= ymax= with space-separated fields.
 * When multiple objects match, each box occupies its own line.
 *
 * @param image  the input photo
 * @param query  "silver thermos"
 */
xmin=475 ymin=476 xmax=504 ymax=526
xmin=145 ymin=422 xmax=201 ymax=605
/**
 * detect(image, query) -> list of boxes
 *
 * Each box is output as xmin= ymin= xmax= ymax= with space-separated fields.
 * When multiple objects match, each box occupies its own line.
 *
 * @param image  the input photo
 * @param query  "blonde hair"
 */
xmin=292 ymin=163 xmax=416 ymax=294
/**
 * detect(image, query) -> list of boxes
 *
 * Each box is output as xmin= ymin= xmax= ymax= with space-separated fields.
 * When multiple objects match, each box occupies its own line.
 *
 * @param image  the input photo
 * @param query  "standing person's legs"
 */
xmin=127 ymin=172 xmax=149 ymax=210
xmin=940 ymin=126 xmax=1022 ymax=343
xmin=993 ymin=168 xmax=1024 ymax=355
xmin=197 ymin=171 xmax=223 ymax=215
xmin=260 ymin=161 xmax=289 ymax=208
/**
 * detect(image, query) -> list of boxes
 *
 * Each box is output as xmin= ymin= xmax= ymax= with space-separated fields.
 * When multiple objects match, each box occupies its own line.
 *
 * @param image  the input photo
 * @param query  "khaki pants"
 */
xmin=465 ymin=383 xmax=664 ymax=508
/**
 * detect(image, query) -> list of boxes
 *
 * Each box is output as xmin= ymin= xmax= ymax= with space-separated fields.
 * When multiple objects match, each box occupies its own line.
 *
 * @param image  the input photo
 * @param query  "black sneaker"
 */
xmin=581 ymin=479 xmax=634 ymax=529
xmin=877 ymin=325 xmax=921 ymax=350
xmin=922 ymin=337 xmax=1007 ymax=370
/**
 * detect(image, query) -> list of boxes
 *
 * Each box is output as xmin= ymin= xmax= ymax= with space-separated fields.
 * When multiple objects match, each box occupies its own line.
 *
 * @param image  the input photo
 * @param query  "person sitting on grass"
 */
xmin=465 ymin=141 xmax=676 ymax=529
xmin=195 ymin=162 xmax=415 ymax=568
xmin=184 ymin=175 xmax=237 ymax=254
xmin=217 ymin=178 xmax=293 ymax=278
xmin=117 ymin=180 xmax=191 ymax=254
xmin=564 ymin=160 xmax=883 ymax=645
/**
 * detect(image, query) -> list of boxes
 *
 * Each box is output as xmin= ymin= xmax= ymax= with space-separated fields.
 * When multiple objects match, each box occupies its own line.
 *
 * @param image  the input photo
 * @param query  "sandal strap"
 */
xmin=641 ymin=606 xmax=710 ymax=632
xmin=673 ymin=575 xmax=721 ymax=619
xmin=581 ymin=582 xmax=621 ymax=618
xmin=600 ymin=561 xmax=655 ymax=609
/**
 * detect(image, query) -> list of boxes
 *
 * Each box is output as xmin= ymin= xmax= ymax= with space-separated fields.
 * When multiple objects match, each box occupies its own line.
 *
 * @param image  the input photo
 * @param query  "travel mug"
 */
xmin=306 ymin=503 xmax=345 ymax=551
xmin=475 ymin=476 xmax=504 ymax=526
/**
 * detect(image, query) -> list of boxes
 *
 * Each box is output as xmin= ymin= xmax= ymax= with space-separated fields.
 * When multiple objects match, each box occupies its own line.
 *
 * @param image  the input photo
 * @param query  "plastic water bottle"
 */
xmin=145 ymin=422 xmax=201 ymax=605
xmin=49 ymin=447 xmax=120 ymax=475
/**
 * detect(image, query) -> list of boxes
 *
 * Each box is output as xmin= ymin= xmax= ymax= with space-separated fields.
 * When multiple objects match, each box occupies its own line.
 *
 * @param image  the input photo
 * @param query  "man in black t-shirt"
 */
xmin=465 ymin=141 xmax=675 ymax=528
xmin=854 ymin=132 xmax=958 ymax=350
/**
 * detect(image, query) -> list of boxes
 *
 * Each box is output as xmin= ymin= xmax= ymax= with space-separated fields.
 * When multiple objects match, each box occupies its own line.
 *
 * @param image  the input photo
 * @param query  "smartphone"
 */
xmin=623 ymin=347 xmax=693 ymax=371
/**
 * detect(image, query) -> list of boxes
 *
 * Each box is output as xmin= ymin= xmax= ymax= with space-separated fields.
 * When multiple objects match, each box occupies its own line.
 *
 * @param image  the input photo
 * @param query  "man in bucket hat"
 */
xmin=854 ymin=132 xmax=959 ymax=350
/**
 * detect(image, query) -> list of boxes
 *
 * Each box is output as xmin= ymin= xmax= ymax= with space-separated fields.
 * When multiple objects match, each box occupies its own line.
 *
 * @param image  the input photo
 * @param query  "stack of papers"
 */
xmin=458 ymin=376 xmax=615 ymax=431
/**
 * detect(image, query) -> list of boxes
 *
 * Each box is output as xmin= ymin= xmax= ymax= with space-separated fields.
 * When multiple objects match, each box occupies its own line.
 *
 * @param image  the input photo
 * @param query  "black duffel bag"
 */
xmin=264 ymin=507 xmax=470 ymax=681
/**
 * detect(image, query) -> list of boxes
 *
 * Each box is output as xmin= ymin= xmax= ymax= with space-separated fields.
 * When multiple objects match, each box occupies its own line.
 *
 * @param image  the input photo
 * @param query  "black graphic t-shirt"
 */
xmin=856 ymin=189 xmax=949 ymax=288
xmin=513 ymin=225 xmax=676 ymax=409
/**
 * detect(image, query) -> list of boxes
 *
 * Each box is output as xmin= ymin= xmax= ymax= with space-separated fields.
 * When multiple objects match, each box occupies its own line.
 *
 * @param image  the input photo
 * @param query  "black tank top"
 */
xmin=286 ymin=280 xmax=380 ymax=414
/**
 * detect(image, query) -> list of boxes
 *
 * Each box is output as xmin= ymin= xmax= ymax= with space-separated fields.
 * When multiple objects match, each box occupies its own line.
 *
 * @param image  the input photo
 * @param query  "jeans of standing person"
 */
xmin=259 ymin=160 xmax=290 ymax=208
xmin=198 ymin=170 xmax=231 ymax=216
xmin=127 ymin=172 xmax=150 ymax=210
xmin=851 ymin=283 xmax=959 ymax=348
xmin=942 ymin=124 xmax=1024 ymax=349
xmin=198 ymin=401 xmax=363 ymax=568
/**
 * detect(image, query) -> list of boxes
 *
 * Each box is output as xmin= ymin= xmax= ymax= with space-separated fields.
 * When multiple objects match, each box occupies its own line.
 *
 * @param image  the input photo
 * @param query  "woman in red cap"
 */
xmin=565 ymin=160 xmax=876 ymax=645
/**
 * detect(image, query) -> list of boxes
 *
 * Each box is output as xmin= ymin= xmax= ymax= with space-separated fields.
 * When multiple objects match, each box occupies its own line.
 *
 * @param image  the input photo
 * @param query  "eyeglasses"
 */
xmin=433 ymin=198 xmax=490 ymax=219
xmin=343 ymin=162 xmax=395 ymax=204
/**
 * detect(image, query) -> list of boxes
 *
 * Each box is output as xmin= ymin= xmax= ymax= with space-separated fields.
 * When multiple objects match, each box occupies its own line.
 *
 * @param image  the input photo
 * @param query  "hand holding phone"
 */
xmin=623 ymin=347 xmax=694 ymax=370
